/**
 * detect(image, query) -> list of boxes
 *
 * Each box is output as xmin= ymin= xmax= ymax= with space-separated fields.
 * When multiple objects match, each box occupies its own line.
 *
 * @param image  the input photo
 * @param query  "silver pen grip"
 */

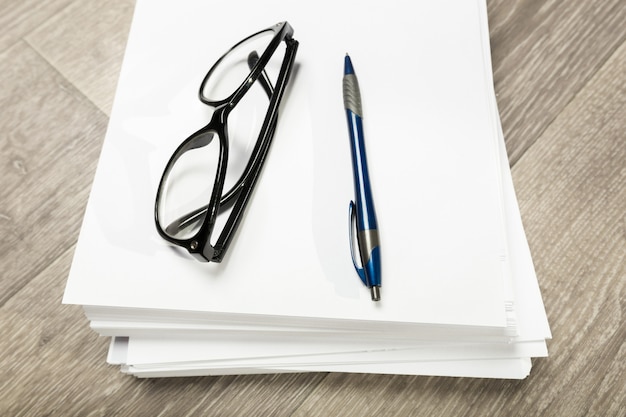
xmin=343 ymin=74 xmax=362 ymax=116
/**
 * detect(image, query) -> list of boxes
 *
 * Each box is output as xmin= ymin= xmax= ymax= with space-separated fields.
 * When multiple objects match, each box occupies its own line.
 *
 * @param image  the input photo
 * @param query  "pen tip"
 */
xmin=344 ymin=54 xmax=354 ymax=75
xmin=370 ymin=286 xmax=380 ymax=302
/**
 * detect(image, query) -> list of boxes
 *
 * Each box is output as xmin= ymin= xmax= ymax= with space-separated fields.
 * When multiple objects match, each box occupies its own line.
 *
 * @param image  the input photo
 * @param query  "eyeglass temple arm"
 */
xmin=211 ymin=39 xmax=298 ymax=261
xmin=217 ymin=50 xmax=274 ymax=205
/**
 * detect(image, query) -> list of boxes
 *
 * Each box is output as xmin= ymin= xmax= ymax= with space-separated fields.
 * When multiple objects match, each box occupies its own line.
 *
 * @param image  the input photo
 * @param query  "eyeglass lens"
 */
xmin=158 ymin=28 xmax=288 ymax=243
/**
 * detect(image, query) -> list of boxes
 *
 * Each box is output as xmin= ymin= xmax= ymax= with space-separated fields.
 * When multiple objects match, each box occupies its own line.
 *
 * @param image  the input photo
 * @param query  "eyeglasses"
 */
xmin=155 ymin=22 xmax=299 ymax=262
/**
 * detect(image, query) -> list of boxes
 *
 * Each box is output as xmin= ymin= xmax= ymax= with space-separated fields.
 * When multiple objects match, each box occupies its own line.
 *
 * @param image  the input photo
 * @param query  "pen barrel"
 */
xmin=345 ymin=109 xmax=378 ymax=231
xmin=346 ymin=110 xmax=381 ymax=289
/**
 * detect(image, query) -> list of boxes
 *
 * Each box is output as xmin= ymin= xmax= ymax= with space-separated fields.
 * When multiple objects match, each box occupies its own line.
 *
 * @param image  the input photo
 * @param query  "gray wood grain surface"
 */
xmin=1 ymin=0 xmax=624 ymax=415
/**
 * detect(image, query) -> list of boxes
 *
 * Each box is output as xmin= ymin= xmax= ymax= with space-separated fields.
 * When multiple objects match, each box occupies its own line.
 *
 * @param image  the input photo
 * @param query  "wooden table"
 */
xmin=1 ymin=0 xmax=624 ymax=415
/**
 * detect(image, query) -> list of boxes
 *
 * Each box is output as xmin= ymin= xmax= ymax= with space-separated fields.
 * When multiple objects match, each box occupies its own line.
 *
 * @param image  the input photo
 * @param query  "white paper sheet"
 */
xmin=65 ymin=0 xmax=512 ymax=331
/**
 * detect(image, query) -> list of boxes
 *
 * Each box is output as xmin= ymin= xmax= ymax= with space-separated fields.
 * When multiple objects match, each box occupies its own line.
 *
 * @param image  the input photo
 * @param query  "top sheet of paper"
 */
xmin=64 ymin=0 xmax=510 ymax=329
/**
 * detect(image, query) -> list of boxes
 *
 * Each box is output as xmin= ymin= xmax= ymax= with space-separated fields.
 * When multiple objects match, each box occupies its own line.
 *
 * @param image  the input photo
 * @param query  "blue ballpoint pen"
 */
xmin=343 ymin=54 xmax=382 ymax=302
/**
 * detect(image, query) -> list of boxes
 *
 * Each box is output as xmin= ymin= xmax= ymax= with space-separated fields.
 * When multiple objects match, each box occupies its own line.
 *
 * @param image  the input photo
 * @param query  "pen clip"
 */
xmin=349 ymin=201 xmax=367 ymax=286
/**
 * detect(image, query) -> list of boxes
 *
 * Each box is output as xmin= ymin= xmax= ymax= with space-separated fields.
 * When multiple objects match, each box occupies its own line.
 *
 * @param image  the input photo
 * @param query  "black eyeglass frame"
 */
xmin=154 ymin=22 xmax=299 ymax=263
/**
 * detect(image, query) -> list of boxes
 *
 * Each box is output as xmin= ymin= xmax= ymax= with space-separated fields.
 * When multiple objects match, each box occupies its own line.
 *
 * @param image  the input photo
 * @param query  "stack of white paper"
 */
xmin=63 ymin=0 xmax=551 ymax=379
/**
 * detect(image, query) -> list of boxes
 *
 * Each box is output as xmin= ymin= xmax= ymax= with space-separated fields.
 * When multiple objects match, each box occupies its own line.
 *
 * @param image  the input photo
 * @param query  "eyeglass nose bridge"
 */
xmin=186 ymin=128 xmax=216 ymax=150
